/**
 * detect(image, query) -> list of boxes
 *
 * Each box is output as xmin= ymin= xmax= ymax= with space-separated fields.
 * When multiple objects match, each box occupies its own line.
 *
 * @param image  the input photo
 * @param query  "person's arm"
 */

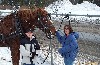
xmin=33 ymin=38 xmax=40 ymax=50
xmin=56 ymin=30 xmax=64 ymax=44
xmin=58 ymin=44 xmax=71 ymax=54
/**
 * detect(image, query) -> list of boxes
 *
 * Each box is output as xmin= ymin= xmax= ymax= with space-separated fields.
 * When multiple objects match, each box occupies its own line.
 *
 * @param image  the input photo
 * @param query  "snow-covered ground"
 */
xmin=0 ymin=10 xmax=14 ymax=17
xmin=0 ymin=47 xmax=99 ymax=65
xmin=0 ymin=47 xmax=64 ymax=65
xmin=46 ymin=0 xmax=100 ymax=15
xmin=45 ymin=0 xmax=100 ymax=20
xmin=0 ymin=47 xmax=13 ymax=65
xmin=0 ymin=0 xmax=100 ymax=65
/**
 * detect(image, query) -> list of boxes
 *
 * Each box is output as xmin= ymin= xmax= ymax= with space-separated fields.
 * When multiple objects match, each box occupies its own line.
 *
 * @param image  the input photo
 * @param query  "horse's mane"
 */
xmin=0 ymin=8 xmax=55 ymax=38
xmin=18 ymin=9 xmax=33 ymax=20
xmin=17 ymin=8 xmax=48 ymax=19
xmin=17 ymin=8 xmax=50 ymax=32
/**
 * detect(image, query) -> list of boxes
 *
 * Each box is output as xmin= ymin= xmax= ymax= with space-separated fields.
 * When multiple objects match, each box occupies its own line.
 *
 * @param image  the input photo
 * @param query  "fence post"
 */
xmin=50 ymin=31 xmax=54 ymax=65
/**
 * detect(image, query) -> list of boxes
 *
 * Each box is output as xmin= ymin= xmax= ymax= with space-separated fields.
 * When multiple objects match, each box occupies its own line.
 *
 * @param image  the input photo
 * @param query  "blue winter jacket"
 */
xmin=56 ymin=30 xmax=79 ymax=61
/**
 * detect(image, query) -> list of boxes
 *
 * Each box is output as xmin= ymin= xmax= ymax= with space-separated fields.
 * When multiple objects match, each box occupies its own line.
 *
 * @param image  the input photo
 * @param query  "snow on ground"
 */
xmin=0 ymin=47 xmax=99 ymax=65
xmin=0 ymin=47 xmax=64 ymax=65
xmin=0 ymin=9 xmax=14 ymax=17
xmin=45 ymin=0 xmax=100 ymax=20
xmin=0 ymin=47 xmax=13 ymax=65
xmin=0 ymin=47 xmax=83 ymax=65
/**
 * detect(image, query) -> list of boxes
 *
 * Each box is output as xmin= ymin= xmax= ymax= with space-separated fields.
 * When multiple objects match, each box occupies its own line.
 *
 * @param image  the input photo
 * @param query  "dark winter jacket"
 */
xmin=20 ymin=35 xmax=40 ymax=64
xmin=56 ymin=30 xmax=79 ymax=61
xmin=20 ymin=35 xmax=40 ymax=51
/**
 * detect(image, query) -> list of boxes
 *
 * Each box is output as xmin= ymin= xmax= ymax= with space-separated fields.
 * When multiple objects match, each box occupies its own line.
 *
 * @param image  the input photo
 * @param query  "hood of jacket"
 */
xmin=71 ymin=32 xmax=79 ymax=40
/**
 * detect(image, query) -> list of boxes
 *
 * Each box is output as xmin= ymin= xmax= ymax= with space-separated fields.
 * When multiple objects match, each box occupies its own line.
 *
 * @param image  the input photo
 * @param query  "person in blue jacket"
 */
xmin=56 ymin=25 xmax=79 ymax=65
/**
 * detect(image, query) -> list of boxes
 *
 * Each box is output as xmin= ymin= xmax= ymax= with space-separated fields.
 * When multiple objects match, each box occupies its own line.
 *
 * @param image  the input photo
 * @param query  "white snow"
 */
xmin=0 ymin=48 xmax=64 ymax=65
xmin=0 ymin=47 xmax=13 ymax=65
xmin=45 ymin=0 xmax=100 ymax=20
xmin=0 ymin=10 xmax=14 ymax=17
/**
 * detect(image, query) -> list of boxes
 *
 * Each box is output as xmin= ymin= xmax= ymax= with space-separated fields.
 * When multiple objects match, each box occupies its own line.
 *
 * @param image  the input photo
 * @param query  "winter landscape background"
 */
xmin=0 ymin=0 xmax=100 ymax=65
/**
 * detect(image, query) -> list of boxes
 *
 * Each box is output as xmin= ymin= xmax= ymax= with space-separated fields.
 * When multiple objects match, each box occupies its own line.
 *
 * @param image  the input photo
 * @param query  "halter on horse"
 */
xmin=0 ymin=8 xmax=56 ymax=65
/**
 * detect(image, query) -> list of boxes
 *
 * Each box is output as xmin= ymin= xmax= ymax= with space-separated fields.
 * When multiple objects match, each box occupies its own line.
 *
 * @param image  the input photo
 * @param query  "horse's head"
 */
xmin=18 ymin=8 xmax=56 ymax=38
xmin=33 ymin=8 xmax=56 ymax=38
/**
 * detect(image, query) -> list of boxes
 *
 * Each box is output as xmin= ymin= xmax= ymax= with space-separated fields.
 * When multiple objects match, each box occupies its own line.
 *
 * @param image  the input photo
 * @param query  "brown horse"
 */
xmin=0 ymin=8 xmax=56 ymax=65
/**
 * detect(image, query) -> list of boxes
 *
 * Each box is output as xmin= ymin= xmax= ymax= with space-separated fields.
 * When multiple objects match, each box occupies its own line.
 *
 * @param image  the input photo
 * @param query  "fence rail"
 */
xmin=50 ymin=13 xmax=100 ymax=17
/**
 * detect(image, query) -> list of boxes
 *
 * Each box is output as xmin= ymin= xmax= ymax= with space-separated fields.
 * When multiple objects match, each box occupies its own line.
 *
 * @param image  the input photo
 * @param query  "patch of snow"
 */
xmin=45 ymin=0 xmax=100 ymax=20
xmin=0 ymin=47 xmax=13 ymax=65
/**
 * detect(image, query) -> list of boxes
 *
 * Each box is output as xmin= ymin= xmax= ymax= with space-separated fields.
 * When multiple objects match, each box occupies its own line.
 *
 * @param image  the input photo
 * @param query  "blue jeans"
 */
xmin=64 ymin=58 xmax=74 ymax=65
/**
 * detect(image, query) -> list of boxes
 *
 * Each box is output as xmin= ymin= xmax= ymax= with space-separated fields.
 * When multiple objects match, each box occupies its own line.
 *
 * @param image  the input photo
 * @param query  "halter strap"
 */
xmin=37 ymin=13 xmax=54 ymax=31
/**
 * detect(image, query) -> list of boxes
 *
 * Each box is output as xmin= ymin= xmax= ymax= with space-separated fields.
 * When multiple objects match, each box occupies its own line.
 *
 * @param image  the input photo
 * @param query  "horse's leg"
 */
xmin=0 ymin=38 xmax=19 ymax=65
xmin=10 ymin=37 xmax=20 ymax=65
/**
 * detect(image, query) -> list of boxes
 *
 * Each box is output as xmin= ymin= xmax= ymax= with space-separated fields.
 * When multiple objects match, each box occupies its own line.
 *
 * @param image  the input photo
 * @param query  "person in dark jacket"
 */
xmin=56 ymin=25 xmax=79 ymax=65
xmin=20 ymin=28 xmax=40 ymax=65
